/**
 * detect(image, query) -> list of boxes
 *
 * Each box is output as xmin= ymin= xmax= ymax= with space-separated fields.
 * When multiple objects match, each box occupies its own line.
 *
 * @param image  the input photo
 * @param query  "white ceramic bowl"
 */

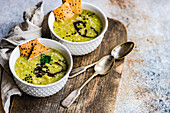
xmin=48 ymin=2 xmax=108 ymax=55
xmin=9 ymin=38 xmax=73 ymax=97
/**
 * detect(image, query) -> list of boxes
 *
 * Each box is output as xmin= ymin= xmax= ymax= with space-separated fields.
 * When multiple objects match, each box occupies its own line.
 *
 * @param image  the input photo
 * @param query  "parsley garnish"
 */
xmin=40 ymin=54 xmax=51 ymax=66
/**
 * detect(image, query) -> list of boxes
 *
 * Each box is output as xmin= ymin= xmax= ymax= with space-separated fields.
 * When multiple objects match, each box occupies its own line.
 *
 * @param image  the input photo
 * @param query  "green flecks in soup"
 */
xmin=53 ymin=9 xmax=103 ymax=42
xmin=15 ymin=49 xmax=68 ymax=85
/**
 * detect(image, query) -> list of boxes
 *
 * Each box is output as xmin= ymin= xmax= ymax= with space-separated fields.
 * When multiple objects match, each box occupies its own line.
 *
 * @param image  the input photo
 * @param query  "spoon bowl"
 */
xmin=111 ymin=41 xmax=135 ymax=59
xmin=95 ymin=55 xmax=115 ymax=75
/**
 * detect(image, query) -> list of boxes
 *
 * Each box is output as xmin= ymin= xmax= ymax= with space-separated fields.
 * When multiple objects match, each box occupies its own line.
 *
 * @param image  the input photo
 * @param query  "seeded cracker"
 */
xmin=19 ymin=38 xmax=38 ymax=57
xmin=53 ymin=2 xmax=74 ymax=21
xmin=28 ymin=42 xmax=51 ymax=61
xmin=62 ymin=0 xmax=82 ymax=14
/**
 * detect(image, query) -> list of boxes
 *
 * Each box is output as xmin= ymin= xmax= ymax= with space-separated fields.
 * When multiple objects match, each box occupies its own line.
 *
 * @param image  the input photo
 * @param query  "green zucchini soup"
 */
xmin=15 ymin=49 xmax=68 ymax=85
xmin=53 ymin=9 xmax=103 ymax=42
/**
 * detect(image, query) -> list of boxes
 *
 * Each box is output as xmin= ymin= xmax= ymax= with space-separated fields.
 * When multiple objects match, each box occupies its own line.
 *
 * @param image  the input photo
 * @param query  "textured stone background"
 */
xmin=0 ymin=0 xmax=169 ymax=113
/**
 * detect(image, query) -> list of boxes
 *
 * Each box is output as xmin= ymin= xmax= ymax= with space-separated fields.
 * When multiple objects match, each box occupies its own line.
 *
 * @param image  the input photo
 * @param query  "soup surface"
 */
xmin=15 ymin=49 xmax=68 ymax=85
xmin=53 ymin=9 xmax=103 ymax=42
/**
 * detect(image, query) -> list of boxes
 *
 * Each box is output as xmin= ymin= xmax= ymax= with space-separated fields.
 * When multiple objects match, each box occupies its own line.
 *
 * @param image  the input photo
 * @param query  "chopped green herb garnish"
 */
xmin=40 ymin=54 xmax=51 ymax=66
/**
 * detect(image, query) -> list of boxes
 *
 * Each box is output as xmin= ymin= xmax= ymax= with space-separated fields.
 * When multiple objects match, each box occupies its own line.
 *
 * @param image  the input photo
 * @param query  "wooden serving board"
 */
xmin=10 ymin=18 xmax=127 ymax=113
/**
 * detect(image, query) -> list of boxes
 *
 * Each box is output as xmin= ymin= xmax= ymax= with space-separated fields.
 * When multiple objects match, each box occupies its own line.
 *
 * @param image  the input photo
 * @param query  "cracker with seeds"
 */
xmin=19 ymin=38 xmax=38 ymax=57
xmin=53 ymin=2 xmax=74 ymax=21
xmin=28 ymin=42 xmax=51 ymax=60
xmin=62 ymin=0 xmax=82 ymax=14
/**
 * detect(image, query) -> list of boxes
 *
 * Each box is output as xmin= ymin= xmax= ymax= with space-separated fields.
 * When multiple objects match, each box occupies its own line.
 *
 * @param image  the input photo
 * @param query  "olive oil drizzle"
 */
xmin=73 ymin=21 xmax=98 ymax=38
xmin=33 ymin=65 xmax=65 ymax=77
xmin=33 ymin=56 xmax=67 ymax=78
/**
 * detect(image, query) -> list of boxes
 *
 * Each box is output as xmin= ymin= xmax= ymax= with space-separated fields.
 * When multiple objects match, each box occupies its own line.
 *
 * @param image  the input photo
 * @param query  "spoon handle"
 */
xmin=62 ymin=73 xmax=98 ymax=107
xmin=61 ymin=89 xmax=80 ymax=108
xmin=69 ymin=66 xmax=86 ymax=79
xmin=69 ymin=62 xmax=97 ymax=79
xmin=79 ymin=73 xmax=98 ymax=90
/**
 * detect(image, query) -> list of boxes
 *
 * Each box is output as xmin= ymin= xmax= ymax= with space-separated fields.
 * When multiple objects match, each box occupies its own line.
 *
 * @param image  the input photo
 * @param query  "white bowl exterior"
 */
xmin=13 ymin=76 xmax=68 ymax=97
xmin=48 ymin=2 xmax=108 ymax=55
xmin=50 ymin=33 xmax=104 ymax=55
xmin=9 ymin=38 xmax=73 ymax=97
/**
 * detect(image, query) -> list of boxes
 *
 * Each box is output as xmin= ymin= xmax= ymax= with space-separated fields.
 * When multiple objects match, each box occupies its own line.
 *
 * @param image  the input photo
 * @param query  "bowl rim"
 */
xmin=9 ymin=38 xmax=73 ymax=88
xmin=48 ymin=2 xmax=108 ymax=45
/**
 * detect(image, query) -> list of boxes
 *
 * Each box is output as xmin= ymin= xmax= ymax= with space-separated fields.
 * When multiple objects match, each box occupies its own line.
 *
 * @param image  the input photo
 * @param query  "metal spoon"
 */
xmin=69 ymin=41 xmax=134 ymax=78
xmin=61 ymin=55 xmax=115 ymax=108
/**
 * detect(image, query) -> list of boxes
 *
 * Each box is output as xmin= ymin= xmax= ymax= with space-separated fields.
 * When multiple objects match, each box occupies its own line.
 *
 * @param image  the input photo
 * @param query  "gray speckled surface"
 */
xmin=0 ymin=0 xmax=170 ymax=113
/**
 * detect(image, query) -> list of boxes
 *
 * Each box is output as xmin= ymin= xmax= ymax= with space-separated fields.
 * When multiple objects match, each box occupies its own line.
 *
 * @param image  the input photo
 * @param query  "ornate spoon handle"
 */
xmin=69 ymin=66 xmax=86 ymax=79
xmin=62 ymin=73 xmax=98 ymax=107
xmin=61 ymin=89 xmax=80 ymax=108
xmin=69 ymin=62 xmax=97 ymax=79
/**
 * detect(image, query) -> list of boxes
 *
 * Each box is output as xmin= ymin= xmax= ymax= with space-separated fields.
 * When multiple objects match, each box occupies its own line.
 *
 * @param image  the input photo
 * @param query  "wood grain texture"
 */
xmin=10 ymin=18 xmax=127 ymax=113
